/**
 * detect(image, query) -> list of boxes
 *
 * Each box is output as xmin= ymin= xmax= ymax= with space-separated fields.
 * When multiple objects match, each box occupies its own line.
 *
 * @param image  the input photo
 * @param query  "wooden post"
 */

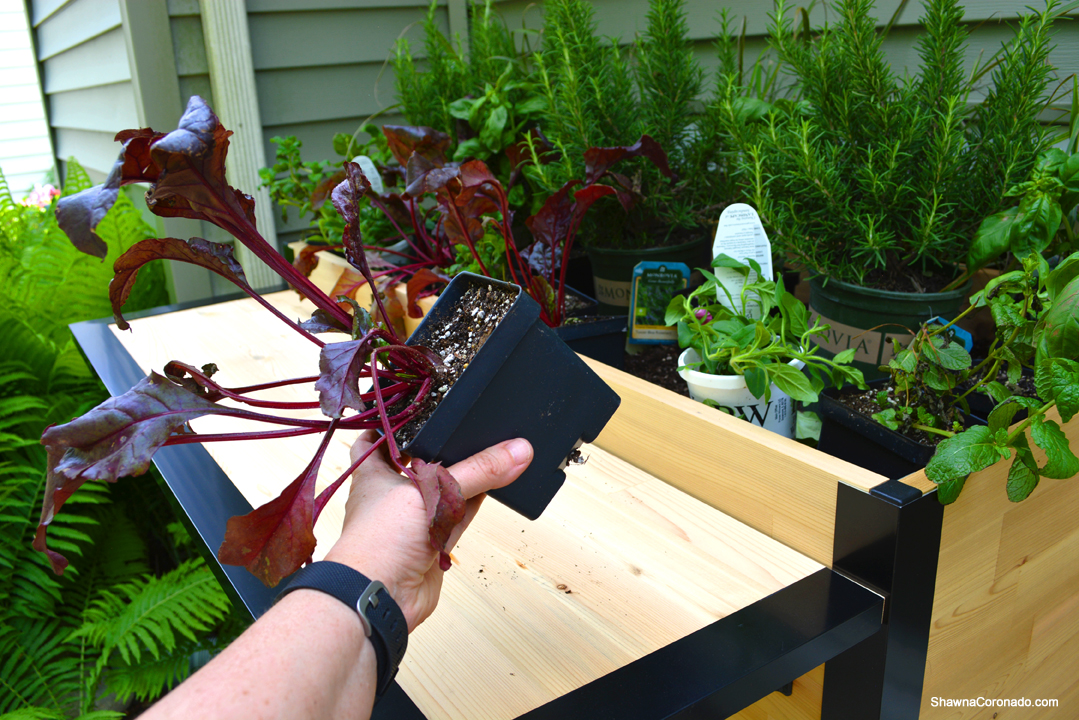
xmin=198 ymin=0 xmax=278 ymax=291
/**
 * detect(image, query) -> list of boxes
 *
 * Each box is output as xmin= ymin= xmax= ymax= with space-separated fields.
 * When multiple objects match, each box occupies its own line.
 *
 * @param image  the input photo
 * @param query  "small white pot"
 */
xmin=677 ymin=348 xmax=803 ymax=438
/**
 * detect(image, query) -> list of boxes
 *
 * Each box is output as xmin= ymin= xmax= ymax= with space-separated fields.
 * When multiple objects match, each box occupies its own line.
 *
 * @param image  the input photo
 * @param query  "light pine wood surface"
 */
xmin=109 ymin=291 xmax=825 ymax=720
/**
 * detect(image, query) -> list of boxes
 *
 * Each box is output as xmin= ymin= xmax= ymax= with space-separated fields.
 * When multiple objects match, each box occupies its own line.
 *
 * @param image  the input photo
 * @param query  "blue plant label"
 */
xmin=926 ymin=316 xmax=974 ymax=351
xmin=712 ymin=204 xmax=773 ymax=319
xmin=629 ymin=261 xmax=690 ymax=345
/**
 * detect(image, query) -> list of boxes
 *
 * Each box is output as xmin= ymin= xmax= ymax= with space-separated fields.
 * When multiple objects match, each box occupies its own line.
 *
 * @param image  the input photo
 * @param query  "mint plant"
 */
xmin=665 ymin=255 xmax=865 ymax=403
xmin=873 ymin=252 xmax=1079 ymax=503
xmin=37 ymin=97 xmax=468 ymax=588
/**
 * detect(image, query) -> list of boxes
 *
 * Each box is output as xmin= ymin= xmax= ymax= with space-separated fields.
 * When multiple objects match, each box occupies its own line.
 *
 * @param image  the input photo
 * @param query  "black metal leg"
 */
xmin=822 ymin=479 xmax=944 ymax=720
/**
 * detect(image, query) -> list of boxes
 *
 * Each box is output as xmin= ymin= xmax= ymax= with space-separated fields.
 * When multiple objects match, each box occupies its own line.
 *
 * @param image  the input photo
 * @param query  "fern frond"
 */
xmin=60 ymin=160 xmax=93 ymax=197
xmin=77 ymin=559 xmax=231 ymax=669
xmin=0 ymin=617 xmax=82 ymax=714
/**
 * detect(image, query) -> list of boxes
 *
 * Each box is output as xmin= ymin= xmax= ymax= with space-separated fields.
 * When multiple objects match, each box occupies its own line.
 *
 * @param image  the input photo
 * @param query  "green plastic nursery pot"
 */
xmin=808 ymin=276 xmax=972 ymax=381
xmin=586 ymin=236 xmax=710 ymax=315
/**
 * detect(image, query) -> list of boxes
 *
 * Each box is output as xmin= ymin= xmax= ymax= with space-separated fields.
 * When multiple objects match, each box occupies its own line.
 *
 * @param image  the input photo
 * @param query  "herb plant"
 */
xmin=875 ymin=251 xmax=1079 ymax=503
xmin=666 ymin=256 xmax=865 ymax=403
xmin=716 ymin=0 xmax=1066 ymax=290
xmin=38 ymin=97 xmax=468 ymax=588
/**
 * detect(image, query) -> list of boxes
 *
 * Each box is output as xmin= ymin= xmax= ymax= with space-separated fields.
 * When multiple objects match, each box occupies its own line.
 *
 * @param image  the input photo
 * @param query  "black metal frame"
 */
xmin=821 ymin=479 xmax=945 ymax=720
xmin=71 ymin=299 xmax=897 ymax=720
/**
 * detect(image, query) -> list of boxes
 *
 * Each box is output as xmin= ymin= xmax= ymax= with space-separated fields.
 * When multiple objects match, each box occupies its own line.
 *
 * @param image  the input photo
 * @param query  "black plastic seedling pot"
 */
xmin=401 ymin=272 xmax=622 ymax=520
xmin=556 ymin=285 xmax=627 ymax=370
xmin=817 ymin=379 xmax=935 ymax=481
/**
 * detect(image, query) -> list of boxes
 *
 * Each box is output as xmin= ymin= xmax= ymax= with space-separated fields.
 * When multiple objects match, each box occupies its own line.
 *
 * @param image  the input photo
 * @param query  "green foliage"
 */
xmin=667 ymin=255 xmax=865 ymax=403
xmin=259 ymin=131 xmax=396 ymax=248
xmin=899 ymin=252 xmax=1079 ymax=503
xmin=716 ymin=0 xmax=1063 ymax=290
xmin=0 ymin=163 xmax=241 ymax=716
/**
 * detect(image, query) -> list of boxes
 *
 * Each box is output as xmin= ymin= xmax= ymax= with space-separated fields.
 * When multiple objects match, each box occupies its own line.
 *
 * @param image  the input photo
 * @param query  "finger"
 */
xmin=447 ymin=438 xmax=532 ymax=500
xmin=350 ymin=429 xmax=397 ymax=480
xmin=446 ymin=494 xmax=486 ymax=550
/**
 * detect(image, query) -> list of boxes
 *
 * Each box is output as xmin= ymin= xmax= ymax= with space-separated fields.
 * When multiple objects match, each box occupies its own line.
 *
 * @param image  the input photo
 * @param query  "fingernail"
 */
xmin=507 ymin=438 xmax=531 ymax=465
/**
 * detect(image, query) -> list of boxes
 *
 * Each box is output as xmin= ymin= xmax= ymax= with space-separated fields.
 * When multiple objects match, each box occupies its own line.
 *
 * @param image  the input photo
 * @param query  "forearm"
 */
xmin=145 ymin=589 xmax=377 ymax=720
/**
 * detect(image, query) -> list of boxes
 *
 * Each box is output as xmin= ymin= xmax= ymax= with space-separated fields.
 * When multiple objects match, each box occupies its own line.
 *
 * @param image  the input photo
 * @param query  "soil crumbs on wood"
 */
xmin=623 ymin=344 xmax=689 ymax=398
xmin=394 ymin=284 xmax=516 ymax=447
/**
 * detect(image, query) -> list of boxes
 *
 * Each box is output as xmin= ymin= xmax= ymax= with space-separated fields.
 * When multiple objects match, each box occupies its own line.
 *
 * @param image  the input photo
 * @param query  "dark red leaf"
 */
xmin=526 ymin=181 xmax=580 ymax=250
xmin=382 ymin=125 xmax=451 ymax=167
xmin=314 ymin=340 xmax=371 ymax=418
xmin=405 ymin=268 xmax=449 ymax=318
xmin=409 ymin=459 xmax=465 ymax=561
xmin=572 ymin=184 xmax=618 ymax=224
xmin=311 ymin=170 xmax=347 ymax=210
xmin=110 ymin=237 xmax=249 ymax=330
xmin=218 ymin=428 xmax=336 ymax=587
xmin=163 ymin=361 xmax=226 ymax=401
xmin=583 ymin=135 xmax=673 ymax=184
xmin=36 ymin=373 xmax=222 ymax=573
xmin=115 ymin=128 xmax=167 ymax=184
xmin=300 ymin=308 xmax=352 ymax=335
xmin=405 ymin=154 xmax=459 ymax=198
xmin=144 ymin=97 xmax=255 ymax=228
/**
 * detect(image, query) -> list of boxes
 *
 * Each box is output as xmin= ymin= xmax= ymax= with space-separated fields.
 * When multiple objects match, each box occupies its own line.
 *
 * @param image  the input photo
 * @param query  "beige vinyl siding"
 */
xmin=31 ymin=0 xmax=133 ymax=182
xmin=0 ymin=0 xmax=55 ymax=196
xmin=167 ymin=0 xmax=213 ymax=109
xmin=246 ymin=0 xmax=445 ymax=245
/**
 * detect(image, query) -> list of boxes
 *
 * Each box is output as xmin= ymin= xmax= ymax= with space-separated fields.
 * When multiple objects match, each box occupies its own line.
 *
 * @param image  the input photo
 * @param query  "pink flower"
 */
xmin=694 ymin=308 xmax=712 ymax=323
xmin=21 ymin=184 xmax=61 ymax=209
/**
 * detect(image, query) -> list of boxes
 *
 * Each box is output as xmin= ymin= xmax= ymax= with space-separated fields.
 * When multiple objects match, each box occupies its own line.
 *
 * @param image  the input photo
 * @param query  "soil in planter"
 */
xmin=393 ymin=283 xmax=516 ymax=447
xmin=623 ymin=345 xmax=689 ymax=398
xmin=837 ymin=383 xmax=962 ymax=449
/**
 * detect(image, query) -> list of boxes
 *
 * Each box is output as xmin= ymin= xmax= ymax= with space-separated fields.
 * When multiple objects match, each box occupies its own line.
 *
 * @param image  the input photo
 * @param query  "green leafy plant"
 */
xmin=912 ymin=252 xmax=1079 ymax=503
xmin=666 ymin=255 xmax=865 ymax=403
xmin=716 ymin=0 xmax=1067 ymax=290
xmin=0 ymin=164 xmax=239 ymax=716
xmin=964 ymin=136 xmax=1079 ymax=282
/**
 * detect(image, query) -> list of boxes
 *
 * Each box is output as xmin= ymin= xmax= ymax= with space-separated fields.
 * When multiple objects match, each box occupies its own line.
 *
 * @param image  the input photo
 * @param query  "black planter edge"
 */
xmin=70 ymin=297 xmax=888 ymax=720
xmin=821 ymin=479 xmax=944 ymax=720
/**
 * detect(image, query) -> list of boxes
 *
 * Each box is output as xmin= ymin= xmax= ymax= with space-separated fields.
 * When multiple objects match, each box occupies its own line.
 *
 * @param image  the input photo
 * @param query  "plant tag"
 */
xmin=629 ymin=261 xmax=689 ymax=344
xmin=353 ymin=155 xmax=384 ymax=194
xmin=712 ymin=204 xmax=773 ymax=319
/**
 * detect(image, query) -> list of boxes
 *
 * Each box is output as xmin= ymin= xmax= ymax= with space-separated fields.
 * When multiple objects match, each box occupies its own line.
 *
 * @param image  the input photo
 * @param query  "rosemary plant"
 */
xmin=715 ymin=0 xmax=1064 ymax=291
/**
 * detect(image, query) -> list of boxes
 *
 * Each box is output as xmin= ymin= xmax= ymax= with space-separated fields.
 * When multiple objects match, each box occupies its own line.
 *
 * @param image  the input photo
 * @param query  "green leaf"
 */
xmin=891 ymin=348 xmax=917 ymax=373
xmin=1037 ymin=275 xmax=1079 ymax=360
xmin=796 ymin=410 xmax=821 ymax=443
xmin=480 ymin=105 xmax=509 ymax=150
xmin=1029 ymin=416 xmax=1079 ymax=479
xmin=988 ymin=401 xmax=1022 ymax=433
xmin=927 ymin=336 xmax=971 ymax=371
xmin=926 ymin=425 xmax=1010 ymax=486
xmin=1006 ymin=437 xmax=1040 ymax=502
xmin=872 ymin=408 xmax=899 ymax=430
xmin=1046 ymin=252 xmax=1079 ymax=302
xmin=447 ymin=97 xmax=475 ymax=120
xmin=968 ymin=209 xmax=1017 ymax=271
xmin=770 ymin=362 xmax=816 ymax=402
xmin=1012 ymin=192 xmax=1062 ymax=257
xmin=711 ymin=253 xmax=749 ymax=270
xmin=936 ymin=477 xmax=967 ymax=505
xmin=743 ymin=365 xmax=768 ymax=400
xmin=452 ymin=138 xmax=487 ymax=162
xmin=834 ymin=348 xmax=856 ymax=364
xmin=984 ymin=381 xmax=1011 ymax=404
xmin=1035 ymin=357 xmax=1079 ymax=422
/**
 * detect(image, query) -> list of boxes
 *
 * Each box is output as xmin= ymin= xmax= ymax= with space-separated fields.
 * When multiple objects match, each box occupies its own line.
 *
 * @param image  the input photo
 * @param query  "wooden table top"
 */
xmin=110 ymin=291 xmax=823 ymax=720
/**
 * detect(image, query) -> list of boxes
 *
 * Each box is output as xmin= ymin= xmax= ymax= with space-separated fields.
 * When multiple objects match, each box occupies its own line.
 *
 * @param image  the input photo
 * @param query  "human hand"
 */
xmin=324 ymin=431 xmax=532 ymax=631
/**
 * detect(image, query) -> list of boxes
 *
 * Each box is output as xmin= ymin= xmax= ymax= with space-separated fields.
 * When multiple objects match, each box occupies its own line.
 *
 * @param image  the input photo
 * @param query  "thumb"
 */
xmin=447 ymin=438 xmax=532 ymax=499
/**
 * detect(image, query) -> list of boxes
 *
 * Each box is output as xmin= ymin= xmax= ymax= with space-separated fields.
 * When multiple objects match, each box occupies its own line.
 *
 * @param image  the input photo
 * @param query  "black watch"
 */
xmin=276 ymin=561 xmax=408 ymax=697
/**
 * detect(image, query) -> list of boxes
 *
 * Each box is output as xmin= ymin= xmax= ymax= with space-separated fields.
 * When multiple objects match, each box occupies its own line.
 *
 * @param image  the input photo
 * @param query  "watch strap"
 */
xmin=276 ymin=561 xmax=408 ymax=697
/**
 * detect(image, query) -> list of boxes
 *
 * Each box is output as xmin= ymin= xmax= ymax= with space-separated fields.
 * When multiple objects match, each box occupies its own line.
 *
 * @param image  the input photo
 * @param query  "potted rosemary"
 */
xmin=667 ymin=256 xmax=865 ymax=437
xmin=713 ymin=0 xmax=1065 ymax=379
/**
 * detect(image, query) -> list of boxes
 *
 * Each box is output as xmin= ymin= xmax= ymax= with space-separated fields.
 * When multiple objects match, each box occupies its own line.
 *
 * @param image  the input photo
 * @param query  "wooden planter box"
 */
xmin=72 ymin=290 xmax=1079 ymax=719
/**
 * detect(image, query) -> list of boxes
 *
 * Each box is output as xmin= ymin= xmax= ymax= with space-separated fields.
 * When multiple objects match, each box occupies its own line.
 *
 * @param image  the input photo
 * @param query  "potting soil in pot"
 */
xmin=393 ymin=284 xmax=516 ymax=447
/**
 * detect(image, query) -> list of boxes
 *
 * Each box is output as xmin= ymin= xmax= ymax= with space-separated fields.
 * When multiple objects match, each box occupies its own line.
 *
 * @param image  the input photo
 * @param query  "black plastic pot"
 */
xmin=557 ymin=285 xmax=627 ymax=369
xmin=404 ymin=272 xmax=622 ymax=519
xmin=817 ymin=379 xmax=937 ymax=481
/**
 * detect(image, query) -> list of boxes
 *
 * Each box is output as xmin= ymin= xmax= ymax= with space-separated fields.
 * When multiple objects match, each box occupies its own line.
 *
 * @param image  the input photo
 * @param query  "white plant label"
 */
xmin=353 ymin=155 xmax=384 ymax=194
xmin=712 ymin=204 xmax=773 ymax=319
